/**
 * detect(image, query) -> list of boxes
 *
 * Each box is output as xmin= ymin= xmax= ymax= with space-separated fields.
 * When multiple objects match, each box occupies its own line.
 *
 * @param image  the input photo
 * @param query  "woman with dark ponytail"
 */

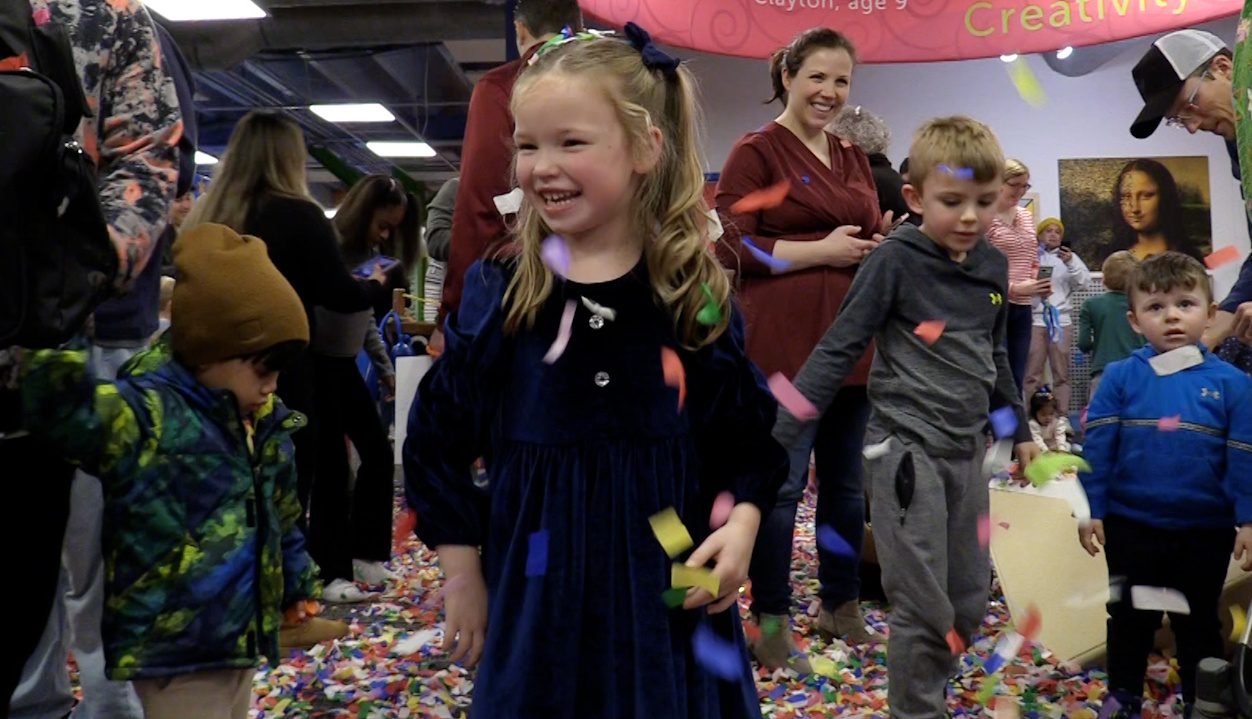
xmin=715 ymin=27 xmax=888 ymax=671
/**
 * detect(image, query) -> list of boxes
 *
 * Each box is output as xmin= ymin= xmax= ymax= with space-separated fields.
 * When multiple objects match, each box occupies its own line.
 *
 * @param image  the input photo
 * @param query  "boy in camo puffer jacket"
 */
xmin=18 ymin=224 xmax=325 ymax=719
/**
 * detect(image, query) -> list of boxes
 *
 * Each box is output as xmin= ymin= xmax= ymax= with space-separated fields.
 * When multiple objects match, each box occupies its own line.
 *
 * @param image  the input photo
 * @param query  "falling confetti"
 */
xmin=1205 ymin=245 xmax=1242 ymax=270
xmin=947 ymin=628 xmax=967 ymax=655
xmin=660 ymin=346 xmax=687 ymax=412
xmin=1130 ymin=586 xmax=1191 ymax=615
xmin=696 ymin=282 xmax=722 ymax=326
xmin=914 ymin=320 xmax=946 ymax=346
xmin=540 ymin=234 xmax=570 ymax=278
xmin=672 ymin=563 xmax=720 ymax=596
xmin=863 ymin=438 xmax=892 ymax=460
xmin=767 ymin=372 xmax=818 ymax=421
xmin=1024 ymin=452 xmax=1090 ymax=488
xmin=710 ymin=491 xmax=735 ymax=530
xmin=989 ymin=407 xmax=1019 ymax=440
xmin=815 ymin=524 xmax=857 ymax=560
xmin=978 ymin=514 xmax=993 ymax=549
xmin=649 ymin=507 xmax=694 ymax=558
xmin=1016 ymin=605 xmax=1042 ymax=640
xmin=741 ymin=235 xmax=792 ymax=272
xmin=729 ymin=179 xmax=791 ymax=214
xmin=1232 ymin=604 xmax=1248 ymax=643
xmin=542 ymin=300 xmax=577 ymax=364
xmin=1006 ymin=57 xmax=1047 ymax=107
xmin=1157 ymin=415 xmax=1181 ymax=431
xmin=393 ymin=508 xmax=417 ymax=553
xmin=938 ymin=164 xmax=975 ymax=180
xmin=525 ymin=529 xmax=549 ymax=577
xmin=661 ymin=587 xmax=688 ymax=609
xmin=692 ymin=623 xmax=742 ymax=681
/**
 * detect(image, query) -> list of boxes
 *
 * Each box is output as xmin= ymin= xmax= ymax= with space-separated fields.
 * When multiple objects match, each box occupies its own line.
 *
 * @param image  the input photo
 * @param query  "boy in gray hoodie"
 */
xmin=774 ymin=116 xmax=1039 ymax=718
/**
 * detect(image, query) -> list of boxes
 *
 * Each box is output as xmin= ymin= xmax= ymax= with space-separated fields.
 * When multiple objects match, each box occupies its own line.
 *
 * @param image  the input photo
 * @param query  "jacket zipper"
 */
xmin=231 ymin=402 xmax=266 ymax=657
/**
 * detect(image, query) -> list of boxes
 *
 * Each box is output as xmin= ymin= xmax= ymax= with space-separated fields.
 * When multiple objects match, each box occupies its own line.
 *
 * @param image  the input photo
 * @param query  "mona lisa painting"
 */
xmin=1058 ymin=156 xmax=1211 ymax=267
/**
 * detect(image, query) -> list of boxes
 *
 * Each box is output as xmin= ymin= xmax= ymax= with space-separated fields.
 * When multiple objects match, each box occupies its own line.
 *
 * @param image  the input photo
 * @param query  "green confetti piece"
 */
xmin=1024 ymin=451 xmax=1090 ymax=488
xmin=661 ymin=587 xmax=688 ymax=608
xmin=976 ymin=674 xmax=1000 ymax=704
xmin=696 ymin=282 xmax=721 ymax=326
xmin=761 ymin=614 xmax=783 ymax=637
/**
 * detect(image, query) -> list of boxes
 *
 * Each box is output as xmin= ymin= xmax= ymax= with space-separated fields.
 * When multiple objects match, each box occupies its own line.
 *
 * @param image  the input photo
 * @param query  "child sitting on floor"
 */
xmin=1028 ymin=388 xmax=1070 ymax=452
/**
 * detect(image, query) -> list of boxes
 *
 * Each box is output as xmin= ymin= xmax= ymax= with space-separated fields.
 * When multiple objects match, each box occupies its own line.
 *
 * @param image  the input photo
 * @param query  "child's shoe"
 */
xmin=322 ymin=578 xmax=377 ymax=604
xmin=352 ymin=559 xmax=397 ymax=586
xmin=816 ymin=600 xmax=882 ymax=644
xmin=279 ymin=617 xmax=350 ymax=653
xmin=748 ymin=613 xmax=812 ymax=673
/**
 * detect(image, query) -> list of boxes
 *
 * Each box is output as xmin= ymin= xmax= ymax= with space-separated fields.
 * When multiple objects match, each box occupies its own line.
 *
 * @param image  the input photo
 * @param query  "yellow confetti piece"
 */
xmin=271 ymin=699 xmax=291 ymax=715
xmin=671 ymin=563 xmax=719 ymax=596
xmin=811 ymin=656 xmax=839 ymax=678
xmin=1232 ymin=604 xmax=1248 ymax=644
xmin=649 ymin=507 xmax=694 ymax=558
xmin=1006 ymin=58 xmax=1047 ymax=108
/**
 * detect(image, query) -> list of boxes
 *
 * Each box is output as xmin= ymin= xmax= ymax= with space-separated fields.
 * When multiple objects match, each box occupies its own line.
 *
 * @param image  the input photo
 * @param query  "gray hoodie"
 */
xmin=774 ymin=224 xmax=1030 ymax=458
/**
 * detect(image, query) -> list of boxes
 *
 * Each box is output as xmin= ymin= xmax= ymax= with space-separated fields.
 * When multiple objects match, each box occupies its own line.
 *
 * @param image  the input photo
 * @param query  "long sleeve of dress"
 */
xmin=689 ymin=309 xmax=789 ymax=511
xmin=403 ymin=261 xmax=507 ymax=548
xmin=1080 ymin=360 xmax=1125 ymax=520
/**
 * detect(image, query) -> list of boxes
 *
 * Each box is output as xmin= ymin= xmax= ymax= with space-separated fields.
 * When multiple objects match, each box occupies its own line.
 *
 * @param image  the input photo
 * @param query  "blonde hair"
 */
xmin=503 ymin=37 xmax=729 ymax=349
xmin=907 ymin=116 xmax=1005 ymax=192
xmin=1101 ymin=250 xmax=1138 ymax=292
xmin=1004 ymin=158 xmax=1030 ymax=182
xmin=183 ymin=111 xmax=313 ymax=232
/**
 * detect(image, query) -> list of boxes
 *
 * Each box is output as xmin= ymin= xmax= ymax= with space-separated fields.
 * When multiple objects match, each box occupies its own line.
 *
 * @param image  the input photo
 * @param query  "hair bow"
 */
xmin=624 ymin=22 xmax=680 ymax=79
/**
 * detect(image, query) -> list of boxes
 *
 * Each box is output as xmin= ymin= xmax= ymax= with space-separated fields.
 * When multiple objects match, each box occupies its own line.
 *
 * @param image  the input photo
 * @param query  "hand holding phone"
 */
xmin=354 ymin=256 xmax=400 ymax=279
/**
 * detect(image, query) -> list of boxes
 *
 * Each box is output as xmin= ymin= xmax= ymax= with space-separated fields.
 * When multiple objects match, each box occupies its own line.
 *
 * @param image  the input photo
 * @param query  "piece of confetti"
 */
xmin=938 ymin=164 xmax=975 ymax=180
xmin=1157 ymin=415 xmax=1181 ymax=431
xmin=1016 ymin=605 xmax=1042 ymax=640
xmin=492 ymin=187 xmax=523 ymax=215
xmin=696 ymin=282 xmax=722 ymax=326
xmin=914 ymin=320 xmax=946 ymax=346
xmin=947 ymin=628 xmax=966 ymax=655
xmin=672 ymin=563 xmax=719 ymax=597
xmin=815 ymin=524 xmax=857 ymax=560
xmin=525 ymin=529 xmax=549 ymax=577
xmin=542 ymin=300 xmax=577 ymax=364
xmin=692 ymin=623 xmax=742 ymax=681
xmin=1024 ymin=452 xmax=1090 ymax=488
xmin=710 ymin=491 xmax=735 ymax=530
xmin=1205 ymin=245 xmax=1242 ymax=270
xmin=767 ymin=372 xmax=818 ymax=421
xmin=1130 ymin=585 xmax=1191 ymax=615
xmin=1006 ymin=57 xmax=1047 ymax=107
xmin=760 ymin=613 xmax=782 ymax=638
xmin=989 ymin=407 xmax=1018 ymax=440
xmin=863 ymin=438 xmax=892 ymax=460
xmin=992 ymin=696 xmax=1022 ymax=719
xmin=649 ymin=507 xmax=694 ymax=558
xmin=540 ymin=234 xmax=570 ymax=278
xmin=741 ymin=235 xmax=792 ymax=272
xmin=661 ymin=587 xmax=688 ymax=609
xmin=660 ymin=346 xmax=686 ymax=412
xmin=729 ymin=179 xmax=791 ymax=214
xmin=982 ymin=438 xmax=1015 ymax=480
xmin=1233 ymin=604 xmax=1248 ymax=643
xmin=978 ymin=514 xmax=993 ymax=549
xmin=393 ymin=508 xmax=417 ymax=553
xmin=1098 ymin=696 xmax=1122 ymax=719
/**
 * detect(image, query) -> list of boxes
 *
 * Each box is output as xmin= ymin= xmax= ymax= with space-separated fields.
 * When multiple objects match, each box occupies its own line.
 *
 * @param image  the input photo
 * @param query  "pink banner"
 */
xmin=580 ymin=0 xmax=1240 ymax=63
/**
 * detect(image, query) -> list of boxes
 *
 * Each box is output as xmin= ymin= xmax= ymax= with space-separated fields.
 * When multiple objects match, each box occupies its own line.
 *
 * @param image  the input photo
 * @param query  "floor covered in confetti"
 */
xmin=240 ymin=483 xmax=1189 ymax=718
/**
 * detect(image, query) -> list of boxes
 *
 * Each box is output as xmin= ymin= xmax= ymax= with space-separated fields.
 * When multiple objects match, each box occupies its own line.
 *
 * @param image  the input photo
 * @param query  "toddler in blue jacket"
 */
xmin=1079 ymin=251 xmax=1252 ymax=716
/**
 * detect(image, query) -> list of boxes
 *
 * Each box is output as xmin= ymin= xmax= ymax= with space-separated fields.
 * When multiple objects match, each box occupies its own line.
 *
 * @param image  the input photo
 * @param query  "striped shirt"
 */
xmin=986 ymin=207 xmax=1039 ymax=306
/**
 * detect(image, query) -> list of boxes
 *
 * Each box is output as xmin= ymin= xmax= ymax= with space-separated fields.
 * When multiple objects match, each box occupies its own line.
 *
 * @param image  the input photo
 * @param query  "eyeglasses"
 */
xmin=1165 ymin=71 xmax=1210 ymax=128
xmin=1007 ymin=181 xmax=1031 ymax=192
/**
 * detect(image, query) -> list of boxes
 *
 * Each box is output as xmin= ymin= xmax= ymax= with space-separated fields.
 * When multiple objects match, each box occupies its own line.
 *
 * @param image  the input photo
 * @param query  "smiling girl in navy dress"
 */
xmin=402 ymin=24 xmax=789 ymax=719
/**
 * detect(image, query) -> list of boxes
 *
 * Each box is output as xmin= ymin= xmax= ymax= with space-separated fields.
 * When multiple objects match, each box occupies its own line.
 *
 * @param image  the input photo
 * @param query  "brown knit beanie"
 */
xmin=171 ymin=223 xmax=308 ymax=366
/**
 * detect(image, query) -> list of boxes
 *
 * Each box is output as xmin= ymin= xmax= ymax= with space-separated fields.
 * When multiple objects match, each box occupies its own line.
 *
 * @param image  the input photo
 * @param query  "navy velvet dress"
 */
xmin=403 ymin=260 xmax=788 ymax=719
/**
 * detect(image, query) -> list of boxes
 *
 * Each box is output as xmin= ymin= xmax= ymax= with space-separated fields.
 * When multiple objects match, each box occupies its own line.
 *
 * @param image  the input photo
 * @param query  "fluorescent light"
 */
xmin=1000 ymin=53 xmax=1019 ymax=63
xmin=324 ymin=208 xmax=338 ymax=219
xmin=144 ymin=0 xmax=266 ymax=21
xmin=194 ymin=151 xmax=218 ymax=166
xmin=367 ymin=141 xmax=437 ymax=158
xmin=310 ymin=103 xmax=395 ymax=123
xmin=1056 ymin=46 xmax=1074 ymax=59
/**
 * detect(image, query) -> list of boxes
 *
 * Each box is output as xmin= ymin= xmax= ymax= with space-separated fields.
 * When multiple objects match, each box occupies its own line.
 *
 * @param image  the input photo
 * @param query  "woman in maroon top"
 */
xmin=716 ymin=27 xmax=888 ymax=670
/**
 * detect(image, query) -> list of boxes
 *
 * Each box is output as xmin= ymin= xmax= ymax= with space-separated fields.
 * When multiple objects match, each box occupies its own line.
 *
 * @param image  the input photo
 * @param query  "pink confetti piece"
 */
xmin=914 ymin=320 xmax=946 ymax=346
xmin=540 ymin=234 xmax=570 ymax=278
xmin=709 ymin=491 xmax=734 ymax=530
xmin=729 ymin=180 xmax=791 ymax=214
xmin=767 ymin=372 xmax=817 ymax=421
xmin=1157 ymin=415 xmax=1181 ymax=431
xmin=998 ymin=521 xmax=1010 ymax=530
xmin=946 ymin=627 xmax=966 ymax=655
xmin=542 ymin=300 xmax=576 ymax=364
xmin=32 ymin=7 xmax=50 ymax=25
xmin=1205 ymin=245 xmax=1241 ymax=270
xmin=977 ymin=514 xmax=992 ymax=549
xmin=661 ymin=346 xmax=686 ymax=412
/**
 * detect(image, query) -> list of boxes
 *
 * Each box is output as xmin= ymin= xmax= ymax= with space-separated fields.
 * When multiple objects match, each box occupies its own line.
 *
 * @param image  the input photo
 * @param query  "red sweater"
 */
xmin=715 ymin=122 xmax=880 ymax=384
xmin=441 ymin=53 xmax=530 ymax=323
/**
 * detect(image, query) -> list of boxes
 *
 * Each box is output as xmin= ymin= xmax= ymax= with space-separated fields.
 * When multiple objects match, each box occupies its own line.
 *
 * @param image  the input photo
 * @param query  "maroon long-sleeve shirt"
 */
xmin=715 ymin=122 xmax=880 ymax=384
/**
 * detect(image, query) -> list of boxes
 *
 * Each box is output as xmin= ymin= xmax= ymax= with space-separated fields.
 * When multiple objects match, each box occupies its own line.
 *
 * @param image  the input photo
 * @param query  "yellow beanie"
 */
xmin=171 ymin=223 xmax=309 ymax=366
xmin=1036 ymin=217 xmax=1064 ymax=237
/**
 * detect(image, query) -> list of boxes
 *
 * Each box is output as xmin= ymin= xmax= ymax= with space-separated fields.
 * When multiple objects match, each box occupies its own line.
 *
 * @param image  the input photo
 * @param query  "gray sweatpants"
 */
xmin=868 ymin=434 xmax=989 ymax=719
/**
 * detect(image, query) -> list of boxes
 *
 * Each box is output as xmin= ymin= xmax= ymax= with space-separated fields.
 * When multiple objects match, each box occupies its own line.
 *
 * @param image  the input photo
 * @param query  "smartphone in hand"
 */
xmin=353 ymin=256 xmax=400 ymax=278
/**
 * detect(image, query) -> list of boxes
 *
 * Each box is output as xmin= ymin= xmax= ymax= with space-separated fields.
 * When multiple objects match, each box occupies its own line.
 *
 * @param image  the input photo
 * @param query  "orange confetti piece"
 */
xmin=913 ymin=320 xmax=946 ymax=346
xmin=946 ymin=627 xmax=966 ymax=655
xmin=661 ymin=346 xmax=686 ymax=412
xmin=729 ymin=179 xmax=792 ymax=215
xmin=393 ymin=508 xmax=418 ymax=552
xmin=1205 ymin=245 xmax=1242 ymax=269
xmin=1157 ymin=415 xmax=1181 ymax=431
xmin=743 ymin=621 xmax=762 ymax=643
xmin=992 ymin=697 xmax=1021 ymax=719
xmin=1017 ymin=604 xmax=1042 ymax=640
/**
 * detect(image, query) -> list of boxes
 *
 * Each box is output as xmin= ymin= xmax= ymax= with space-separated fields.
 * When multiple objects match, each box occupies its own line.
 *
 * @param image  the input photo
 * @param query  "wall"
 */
xmin=684 ymin=16 xmax=1249 ymax=297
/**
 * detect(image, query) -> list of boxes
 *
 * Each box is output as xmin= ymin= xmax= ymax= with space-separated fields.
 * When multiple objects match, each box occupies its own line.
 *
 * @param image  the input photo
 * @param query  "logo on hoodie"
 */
xmin=1201 ymin=387 xmax=1222 ymax=400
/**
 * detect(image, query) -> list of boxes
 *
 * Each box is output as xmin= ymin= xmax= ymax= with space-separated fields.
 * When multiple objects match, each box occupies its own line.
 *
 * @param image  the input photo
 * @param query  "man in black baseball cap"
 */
xmin=1130 ymin=28 xmax=1234 ymax=139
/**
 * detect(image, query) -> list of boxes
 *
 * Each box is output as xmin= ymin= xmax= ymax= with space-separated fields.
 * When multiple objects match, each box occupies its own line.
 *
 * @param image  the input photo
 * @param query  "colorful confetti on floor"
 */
xmin=232 ymin=482 xmax=1188 ymax=717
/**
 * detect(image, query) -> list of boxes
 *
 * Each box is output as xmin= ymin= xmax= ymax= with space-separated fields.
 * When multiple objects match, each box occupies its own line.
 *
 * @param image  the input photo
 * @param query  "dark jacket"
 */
xmin=867 ymin=152 xmax=911 ymax=224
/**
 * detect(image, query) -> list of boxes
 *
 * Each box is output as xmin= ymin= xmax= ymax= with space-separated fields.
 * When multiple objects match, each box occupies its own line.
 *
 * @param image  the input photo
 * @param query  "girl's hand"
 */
xmin=1235 ymin=525 xmax=1252 ymax=571
xmin=437 ymin=546 xmax=489 ymax=667
xmin=1013 ymin=442 xmax=1041 ymax=486
xmin=820 ymin=225 xmax=880 ymax=268
xmin=368 ymin=262 xmax=388 ymax=285
xmin=682 ymin=503 xmax=761 ymax=614
xmin=1078 ymin=519 xmax=1105 ymax=557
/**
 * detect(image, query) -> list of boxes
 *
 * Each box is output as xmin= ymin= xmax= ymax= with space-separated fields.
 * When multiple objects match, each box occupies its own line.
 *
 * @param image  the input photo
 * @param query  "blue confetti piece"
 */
xmin=692 ymin=623 xmax=742 ymax=682
xmin=741 ymin=236 xmax=792 ymax=272
xmin=525 ymin=529 xmax=549 ymax=577
xmin=800 ymin=175 xmax=811 ymax=184
xmin=1072 ymin=349 xmax=1086 ymax=364
xmin=937 ymin=163 xmax=975 ymax=181
xmin=983 ymin=652 xmax=1005 ymax=675
xmin=815 ymin=524 xmax=857 ymax=560
xmin=989 ymin=406 xmax=1018 ymax=440
xmin=769 ymin=685 xmax=787 ymax=700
